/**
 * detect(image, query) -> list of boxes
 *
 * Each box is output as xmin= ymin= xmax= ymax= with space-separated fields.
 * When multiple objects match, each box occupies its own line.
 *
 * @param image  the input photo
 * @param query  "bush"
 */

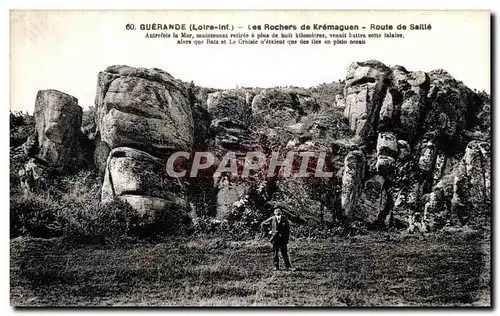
xmin=10 ymin=169 xmax=139 ymax=244
xmin=10 ymin=111 xmax=35 ymax=148
xmin=10 ymin=168 xmax=193 ymax=244
xmin=58 ymin=199 xmax=137 ymax=245
xmin=10 ymin=193 xmax=61 ymax=238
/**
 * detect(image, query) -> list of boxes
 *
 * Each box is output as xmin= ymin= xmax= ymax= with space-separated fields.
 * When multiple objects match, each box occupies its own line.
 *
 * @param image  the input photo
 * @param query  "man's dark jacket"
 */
xmin=261 ymin=215 xmax=290 ymax=247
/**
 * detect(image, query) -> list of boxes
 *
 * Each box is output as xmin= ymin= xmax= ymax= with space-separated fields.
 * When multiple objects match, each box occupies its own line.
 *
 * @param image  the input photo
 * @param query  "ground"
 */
xmin=10 ymin=229 xmax=490 ymax=307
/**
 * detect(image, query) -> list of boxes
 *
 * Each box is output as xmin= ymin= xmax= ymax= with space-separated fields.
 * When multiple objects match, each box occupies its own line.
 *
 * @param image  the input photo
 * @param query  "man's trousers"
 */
xmin=273 ymin=244 xmax=291 ymax=269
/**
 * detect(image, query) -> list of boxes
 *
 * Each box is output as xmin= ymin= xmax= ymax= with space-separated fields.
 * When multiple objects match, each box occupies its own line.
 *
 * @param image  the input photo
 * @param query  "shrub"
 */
xmin=43 ymin=170 xmax=140 ymax=244
xmin=10 ymin=111 xmax=35 ymax=148
xmin=11 ymin=168 xmax=193 ymax=244
xmin=10 ymin=192 xmax=61 ymax=238
xmin=58 ymin=199 xmax=137 ymax=245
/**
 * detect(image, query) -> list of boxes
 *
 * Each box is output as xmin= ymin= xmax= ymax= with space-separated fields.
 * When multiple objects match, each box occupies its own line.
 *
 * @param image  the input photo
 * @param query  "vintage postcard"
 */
xmin=10 ymin=10 xmax=491 ymax=307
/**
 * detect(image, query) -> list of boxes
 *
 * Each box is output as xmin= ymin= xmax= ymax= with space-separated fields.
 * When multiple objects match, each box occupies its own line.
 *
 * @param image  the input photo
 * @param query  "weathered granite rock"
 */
xmin=342 ymin=60 xmax=482 ymax=149
xmin=94 ymin=66 xmax=197 ymax=226
xmin=376 ymin=155 xmax=395 ymax=175
xmin=452 ymin=141 xmax=491 ymax=222
xmin=95 ymin=65 xmax=194 ymax=156
xmin=418 ymin=141 xmax=436 ymax=173
xmin=215 ymin=178 xmax=249 ymax=220
xmin=358 ymin=175 xmax=390 ymax=225
xmin=100 ymin=108 xmax=192 ymax=155
xmin=304 ymin=108 xmax=353 ymax=141
xmin=391 ymin=67 xmax=429 ymax=141
xmin=210 ymin=118 xmax=256 ymax=151
xmin=425 ymin=69 xmax=481 ymax=140
xmin=466 ymin=141 xmax=491 ymax=205
xmin=78 ymin=61 xmax=490 ymax=233
xmin=379 ymin=90 xmax=397 ymax=128
xmin=34 ymin=89 xmax=82 ymax=170
xmin=343 ymin=60 xmax=391 ymax=141
xmin=102 ymin=147 xmax=188 ymax=214
xmin=341 ymin=150 xmax=366 ymax=218
xmin=376 ymin=132 xmax=398 ymax=157
xmin=399 ymin=95 xmax=424 ymax=141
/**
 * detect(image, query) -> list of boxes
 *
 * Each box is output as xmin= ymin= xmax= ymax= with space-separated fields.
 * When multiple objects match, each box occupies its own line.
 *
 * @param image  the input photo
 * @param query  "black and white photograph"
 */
xmin=8 ymin=10 xmax=491 ymax=307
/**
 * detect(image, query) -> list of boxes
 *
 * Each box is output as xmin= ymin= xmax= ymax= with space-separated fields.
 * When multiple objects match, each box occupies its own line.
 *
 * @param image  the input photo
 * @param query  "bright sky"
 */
xmin=10 ymin=10 xmax=490 ymax=112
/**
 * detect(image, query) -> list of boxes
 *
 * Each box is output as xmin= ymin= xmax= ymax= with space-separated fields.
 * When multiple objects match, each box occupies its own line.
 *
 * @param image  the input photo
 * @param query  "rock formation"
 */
xmin=14 ymin=60 xmax=489 ymax=234
xmin=88 ymin=61 xmax=486 ymax=232
xmin=95 ymin=66 xmax=194 ymax=220
xmin=451 ymin=140 xmax=491 ymax=224
xmin=34 ymin=89 xmax=83 ymax=170
xmin=338 ymin=60 xmax=488 ymax=231
xmin=341 ymin=151 xmax=366 ymax=218
xmin=16 ymin=89 xmax=84 ymax=195
xmin=101 ymin=147 xmax=188 ymax=219
xmin=95 ymin=65 xmax=194 ymax=156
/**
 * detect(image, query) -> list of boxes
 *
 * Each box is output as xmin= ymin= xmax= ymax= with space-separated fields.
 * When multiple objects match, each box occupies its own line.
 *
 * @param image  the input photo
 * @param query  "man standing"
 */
xmin=260 ymin=207 xmax=294 ymax=270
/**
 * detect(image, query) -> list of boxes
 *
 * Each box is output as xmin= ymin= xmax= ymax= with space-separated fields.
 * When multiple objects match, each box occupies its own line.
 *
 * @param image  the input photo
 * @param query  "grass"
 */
xmin=10 ymin=229 xmax=490 ymax=307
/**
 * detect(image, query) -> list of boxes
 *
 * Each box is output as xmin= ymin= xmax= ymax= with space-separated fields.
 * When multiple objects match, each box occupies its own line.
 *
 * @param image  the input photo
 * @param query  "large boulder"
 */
xmin=342 ymin=61 xmax=482 ymax=147
xmin=302 ymin=108 xmax=353 ymax=141
xmin=95 ymin=66 xmax=196 ymax=226
xmin=102 ymin=147 xmax=188 ymax=216
xmin=95 ymin=65 xmax=194 ymax=156
xmin=34 ymin=89 xmax=83 ymax=170
xmin=389 ymin=67 xmax=429 ymax=141
xmin=343 ymin=60 xmax=391 ymax=141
